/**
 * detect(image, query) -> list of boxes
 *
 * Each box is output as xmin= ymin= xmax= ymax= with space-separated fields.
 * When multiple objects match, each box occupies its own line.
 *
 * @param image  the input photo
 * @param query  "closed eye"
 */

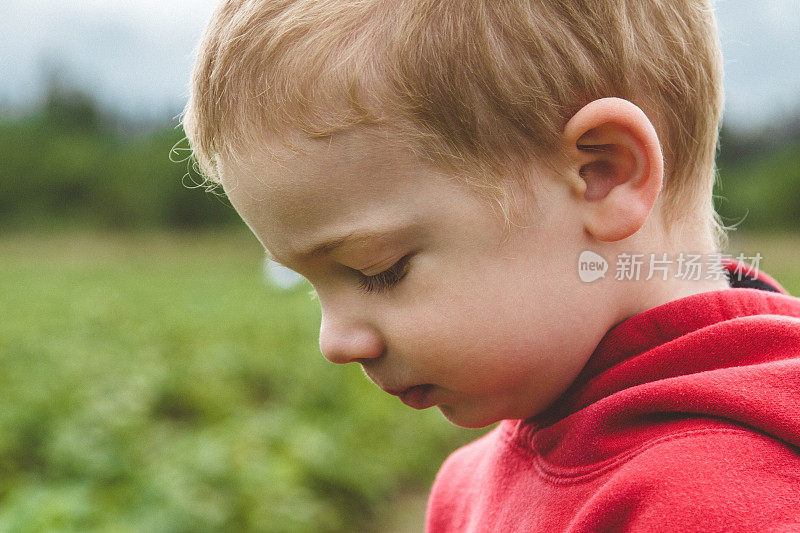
xmin=357 ymin=255 xmax=413 ymax=294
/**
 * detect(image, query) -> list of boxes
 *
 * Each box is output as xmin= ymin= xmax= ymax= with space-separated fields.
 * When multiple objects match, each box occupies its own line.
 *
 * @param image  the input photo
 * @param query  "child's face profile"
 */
xmin=219 ymin=127 xmax=618 ymax=428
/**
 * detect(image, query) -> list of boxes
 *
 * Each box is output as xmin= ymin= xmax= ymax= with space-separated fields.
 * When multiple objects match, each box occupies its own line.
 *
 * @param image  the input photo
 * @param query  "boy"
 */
xmin=183 ymin=1 xmax=800 ymax=530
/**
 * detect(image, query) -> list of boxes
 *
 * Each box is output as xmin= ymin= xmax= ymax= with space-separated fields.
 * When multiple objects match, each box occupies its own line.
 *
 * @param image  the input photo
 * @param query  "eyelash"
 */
xmin=357 ymin=255 xmax=413 ymax=294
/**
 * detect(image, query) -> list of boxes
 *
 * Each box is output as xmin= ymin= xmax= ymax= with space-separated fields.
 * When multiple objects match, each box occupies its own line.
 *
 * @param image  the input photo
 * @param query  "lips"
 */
xmin=387 ymin=384 xmax=435 ymax=410
xmin=374 ymin=372 xmax=438 ymax=410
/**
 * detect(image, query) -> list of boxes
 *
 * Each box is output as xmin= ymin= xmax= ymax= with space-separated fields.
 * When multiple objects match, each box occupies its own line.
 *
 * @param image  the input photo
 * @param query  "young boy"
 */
xmin=183 ymin=1 xmax=800 ymax=530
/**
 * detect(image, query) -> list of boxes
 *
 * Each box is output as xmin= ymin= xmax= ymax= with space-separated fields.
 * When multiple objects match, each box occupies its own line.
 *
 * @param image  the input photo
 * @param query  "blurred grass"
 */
xmin=724 ymin=232 xmax=800 ymax=293
xmin=0 ymin=230 xmax=481 ymax=532
xmin=0 ymin=230 xmax=796 ymax=532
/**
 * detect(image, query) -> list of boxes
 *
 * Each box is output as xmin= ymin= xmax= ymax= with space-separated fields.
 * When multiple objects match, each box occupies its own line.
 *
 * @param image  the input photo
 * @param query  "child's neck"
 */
xmin=605 ymin=223 xmax=734 ymax=328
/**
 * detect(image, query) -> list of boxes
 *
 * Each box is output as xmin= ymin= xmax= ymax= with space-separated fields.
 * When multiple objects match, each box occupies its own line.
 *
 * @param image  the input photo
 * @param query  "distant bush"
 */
xmin=716 ymin=133 xmax=800 ymax=233
xmin=0 ymin=86 xmax=238 ymax=231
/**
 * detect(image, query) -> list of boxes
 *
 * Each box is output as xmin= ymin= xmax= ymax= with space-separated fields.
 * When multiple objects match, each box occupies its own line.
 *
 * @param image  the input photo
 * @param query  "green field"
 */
xmin=724 ymin=232 xmax=800 ymax=294
xmin=1 ymin=230 xmax=797 ymax=532
xmin=0 ymin=230 xmax=481 ymax=532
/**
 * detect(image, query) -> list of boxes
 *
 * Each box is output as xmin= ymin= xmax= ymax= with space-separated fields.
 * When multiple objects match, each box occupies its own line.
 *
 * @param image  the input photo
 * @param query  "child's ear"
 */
xmin=562 ymin=97 xmax=663 ymax=242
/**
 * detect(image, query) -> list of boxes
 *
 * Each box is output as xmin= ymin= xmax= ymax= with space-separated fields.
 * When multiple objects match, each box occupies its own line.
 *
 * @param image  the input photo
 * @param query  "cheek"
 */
xmin=405 ymin=264 xmax=601 ymax=389
xmin=395 ymin=276 xmax=548 ymax=382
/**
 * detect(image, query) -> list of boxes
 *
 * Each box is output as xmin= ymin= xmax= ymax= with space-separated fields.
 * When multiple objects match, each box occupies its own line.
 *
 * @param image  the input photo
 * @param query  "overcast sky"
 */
xmin=2 ymin=0 xmax=798 ymax=130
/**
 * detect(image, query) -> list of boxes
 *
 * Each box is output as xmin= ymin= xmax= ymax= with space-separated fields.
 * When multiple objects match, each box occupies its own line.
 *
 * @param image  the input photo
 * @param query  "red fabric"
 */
xmin=426 ymin=261 xmax=800 ymax=532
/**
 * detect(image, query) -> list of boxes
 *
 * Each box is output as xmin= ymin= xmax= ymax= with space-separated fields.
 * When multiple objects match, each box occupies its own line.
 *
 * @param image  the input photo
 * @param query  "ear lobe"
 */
xmin=563 ymin=98 xmax=663 ymax=242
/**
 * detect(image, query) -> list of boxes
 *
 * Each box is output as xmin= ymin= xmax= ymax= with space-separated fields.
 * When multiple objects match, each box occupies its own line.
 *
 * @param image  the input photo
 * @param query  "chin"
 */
xmin=438 ymin=404 xmax=504 ymax=429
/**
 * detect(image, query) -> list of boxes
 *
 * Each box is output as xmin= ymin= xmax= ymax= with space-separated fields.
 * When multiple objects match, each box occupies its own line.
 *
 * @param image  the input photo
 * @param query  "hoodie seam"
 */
xmin=506 ymin=427 xmax=762 ymax=486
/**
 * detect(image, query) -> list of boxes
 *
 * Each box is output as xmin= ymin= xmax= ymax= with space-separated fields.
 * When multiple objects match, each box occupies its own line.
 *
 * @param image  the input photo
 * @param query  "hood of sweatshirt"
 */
xmin=499 ymin=258 xmax=800 ymax=471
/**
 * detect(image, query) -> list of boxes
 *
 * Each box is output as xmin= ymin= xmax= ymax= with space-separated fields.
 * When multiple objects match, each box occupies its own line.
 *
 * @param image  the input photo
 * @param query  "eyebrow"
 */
xmin=265 ymin=227 xmax=413 ymax=265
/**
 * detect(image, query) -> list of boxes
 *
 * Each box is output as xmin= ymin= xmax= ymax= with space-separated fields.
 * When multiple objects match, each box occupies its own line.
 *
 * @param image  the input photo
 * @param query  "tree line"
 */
xmin=1 ymin=85 xmax=238 ymax=231
xmin=2 ymin=86 xmax=798 ymax=232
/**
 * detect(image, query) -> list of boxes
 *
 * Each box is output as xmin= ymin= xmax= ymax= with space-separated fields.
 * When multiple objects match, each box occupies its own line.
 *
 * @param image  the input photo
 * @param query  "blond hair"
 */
xmin=183 ymin=0 xmax=726 ymax=249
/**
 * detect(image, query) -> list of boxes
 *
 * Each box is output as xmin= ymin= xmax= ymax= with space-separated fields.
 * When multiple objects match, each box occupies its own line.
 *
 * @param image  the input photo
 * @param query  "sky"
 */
xmin=1 ymin=0 xmax=798 ymax=130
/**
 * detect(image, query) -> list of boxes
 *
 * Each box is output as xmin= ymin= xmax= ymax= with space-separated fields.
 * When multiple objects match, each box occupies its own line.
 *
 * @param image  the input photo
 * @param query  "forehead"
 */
xmin=216 ymin=128 xmax=466 ymax=258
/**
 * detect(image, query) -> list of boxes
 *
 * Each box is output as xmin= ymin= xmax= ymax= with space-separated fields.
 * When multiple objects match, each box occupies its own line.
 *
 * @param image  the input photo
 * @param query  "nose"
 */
xmin=318 ymin=312 xmax=385 ymax=365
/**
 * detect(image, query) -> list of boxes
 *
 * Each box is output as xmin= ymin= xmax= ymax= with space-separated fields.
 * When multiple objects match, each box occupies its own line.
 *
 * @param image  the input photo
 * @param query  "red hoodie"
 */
xmin=426 ymin=261 xmax=800 ymax=532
